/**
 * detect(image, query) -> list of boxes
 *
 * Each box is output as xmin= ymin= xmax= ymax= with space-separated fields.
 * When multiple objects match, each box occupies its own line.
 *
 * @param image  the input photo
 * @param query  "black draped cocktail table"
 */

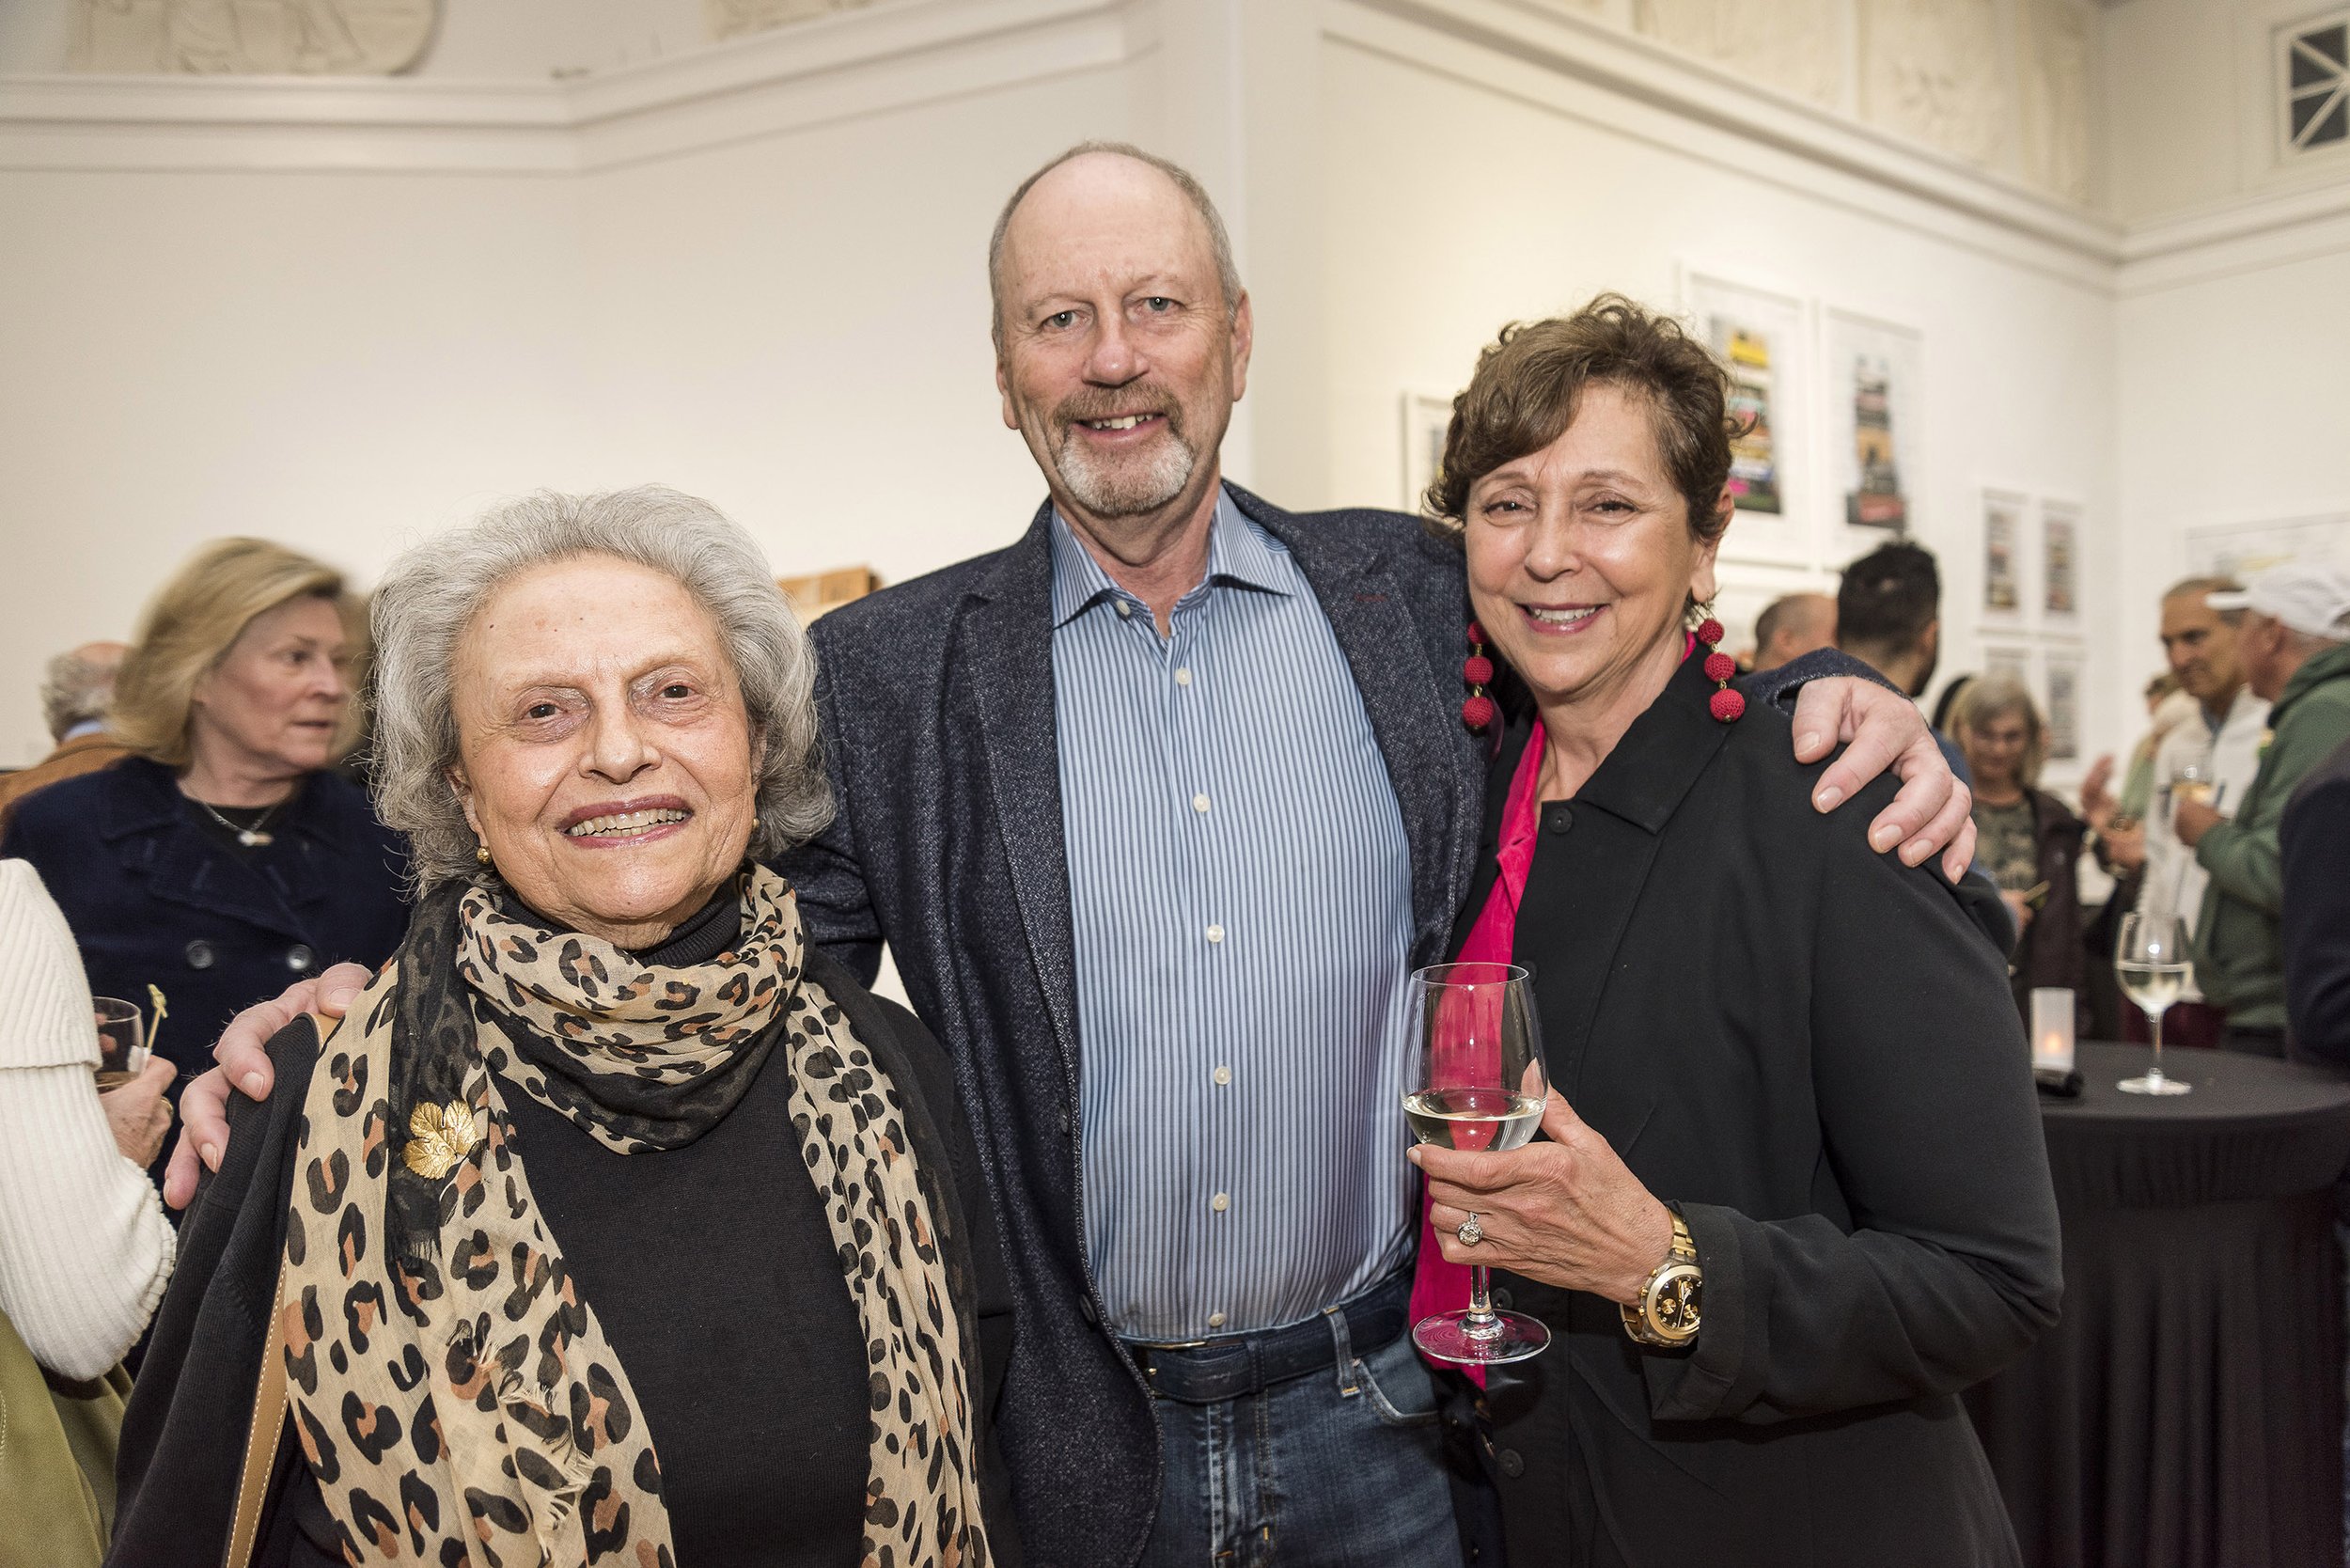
xmin=1965 ymin=1041 xmax=2350 ymax=1568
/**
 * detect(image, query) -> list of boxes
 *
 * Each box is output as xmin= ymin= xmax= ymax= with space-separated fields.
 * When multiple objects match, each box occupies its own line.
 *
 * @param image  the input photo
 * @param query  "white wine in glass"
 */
xmin=2116 ymin=910 xmax=2192 ymax=1096
xmin=1405 ymin=961 xmax=1552 ymax=1366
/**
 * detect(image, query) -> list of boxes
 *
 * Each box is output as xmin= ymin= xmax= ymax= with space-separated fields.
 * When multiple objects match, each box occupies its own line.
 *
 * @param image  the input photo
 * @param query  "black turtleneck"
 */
xmin=283 ymin=880 xmax=869 ymax=1567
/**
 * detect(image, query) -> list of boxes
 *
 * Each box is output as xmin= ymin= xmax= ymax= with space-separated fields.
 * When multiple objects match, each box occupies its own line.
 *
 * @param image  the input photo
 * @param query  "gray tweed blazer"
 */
xmin=779 ymin=483 xmax=1486 ymax=1567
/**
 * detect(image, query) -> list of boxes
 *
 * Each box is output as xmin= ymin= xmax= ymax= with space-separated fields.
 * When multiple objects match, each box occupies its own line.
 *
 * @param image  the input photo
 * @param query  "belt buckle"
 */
xmin=1131 ymin=1337 xmax=1209 ymax=1382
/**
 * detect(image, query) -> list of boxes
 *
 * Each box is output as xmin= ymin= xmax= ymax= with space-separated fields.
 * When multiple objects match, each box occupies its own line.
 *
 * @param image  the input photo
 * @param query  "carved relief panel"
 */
xmin=707 ymin=0 xmax=873 ymax=43
xmin=1634 ymin=0 xmax=1844 ymax=109
xmin=1858 ymin=0 xmax=2005 ymax=170
xmin=2016 ymin=0 xmax=2092 ymax=203
xmin=71 ymin=0 xmax=437 ymax=73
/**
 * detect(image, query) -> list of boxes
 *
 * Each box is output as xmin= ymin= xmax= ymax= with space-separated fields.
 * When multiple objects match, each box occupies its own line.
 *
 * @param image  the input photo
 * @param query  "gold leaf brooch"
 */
xmin=402 ymin=1099 xmax=478 ymax=1181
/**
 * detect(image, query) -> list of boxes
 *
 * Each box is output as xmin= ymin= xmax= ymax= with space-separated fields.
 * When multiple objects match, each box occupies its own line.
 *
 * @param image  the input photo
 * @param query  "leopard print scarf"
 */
xmin=279 ymin=866 xmax=991 ymax=1566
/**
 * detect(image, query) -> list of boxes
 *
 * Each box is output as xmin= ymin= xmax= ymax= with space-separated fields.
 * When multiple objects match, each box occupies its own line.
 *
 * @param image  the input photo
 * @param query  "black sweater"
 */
xmin=107 ymin=942 xmax=1023 ymax=1567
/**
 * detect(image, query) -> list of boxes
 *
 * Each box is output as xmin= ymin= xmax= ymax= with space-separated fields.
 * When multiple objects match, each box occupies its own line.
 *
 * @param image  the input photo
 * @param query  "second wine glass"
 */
xmin=2115 ymin=909 xmax=2193 ymax=1096
xmin=1404 ymin=961 xmax=1552 ymax=1366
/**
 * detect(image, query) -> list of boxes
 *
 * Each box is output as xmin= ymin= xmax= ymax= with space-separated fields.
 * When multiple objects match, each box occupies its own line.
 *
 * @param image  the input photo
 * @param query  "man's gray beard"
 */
xmin=1055 ymin=424 xmax=1198 ymax=518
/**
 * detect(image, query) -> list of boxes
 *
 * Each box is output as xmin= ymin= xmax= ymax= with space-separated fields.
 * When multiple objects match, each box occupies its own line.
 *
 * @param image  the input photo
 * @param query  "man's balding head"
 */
xmin=988 ymin=142 xmax=1254 ymax=554
xmin=40 ymin=639 xmax=127 ymax=743
xmin=989 ymin=142 xmax=1243 ymax=355
xmin=1752 ymin=592 xmax=1835 ymax=671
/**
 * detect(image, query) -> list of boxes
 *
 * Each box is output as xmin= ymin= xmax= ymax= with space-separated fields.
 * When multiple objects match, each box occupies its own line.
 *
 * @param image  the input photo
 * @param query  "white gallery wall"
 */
xmin=0 ymin=0 xmax=2342 ymax=784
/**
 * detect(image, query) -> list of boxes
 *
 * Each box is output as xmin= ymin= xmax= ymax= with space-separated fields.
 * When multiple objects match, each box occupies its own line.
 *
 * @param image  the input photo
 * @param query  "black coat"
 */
xmin=779 ymin=483 xmax=1894 ymax=1566
xmin=2282 ymin=733 xmax=2350 ymax=1063
xmin=105 ymin=945 xmax=1022 ymax=1567
xmin=0 ymin=756 xmax=408 ymax=1073
xmin=1467 ymin=655 xmax=2063 ymax=1568
xmin=2008 ymin=788 xmax=2090 ymax=1028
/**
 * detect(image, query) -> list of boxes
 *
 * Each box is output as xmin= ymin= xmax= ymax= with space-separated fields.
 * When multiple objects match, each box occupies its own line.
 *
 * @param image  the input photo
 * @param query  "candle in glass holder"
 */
xmin=2030 ymin=988 xmax=2076 ymax=1074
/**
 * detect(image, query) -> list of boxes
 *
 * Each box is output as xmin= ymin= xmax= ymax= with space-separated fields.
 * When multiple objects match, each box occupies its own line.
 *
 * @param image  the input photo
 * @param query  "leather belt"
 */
xmin=1123 ymin=1271 xmax=1413 ymax=1405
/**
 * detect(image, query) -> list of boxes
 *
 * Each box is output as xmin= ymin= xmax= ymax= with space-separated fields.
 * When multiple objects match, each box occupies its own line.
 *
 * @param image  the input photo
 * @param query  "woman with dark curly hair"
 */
xmin=1406 ymin=297 xmax=2060 ymax=1567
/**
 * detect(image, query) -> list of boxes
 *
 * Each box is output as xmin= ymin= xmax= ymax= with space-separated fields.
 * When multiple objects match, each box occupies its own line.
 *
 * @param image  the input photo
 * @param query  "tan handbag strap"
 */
xmin=227 ymin=1009 xmax=332 ymax=1568
xmin=226 ymin=1255 xmax=290 ymax=1568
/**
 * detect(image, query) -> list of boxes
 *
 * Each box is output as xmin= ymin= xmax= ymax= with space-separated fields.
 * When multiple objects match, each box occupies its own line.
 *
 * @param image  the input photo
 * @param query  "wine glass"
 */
xmin=1404 ymin=961 xmax=1552 ymax=1365
xmin=91 ymin=996 xmax=149 ymax=1087
xmin=2115 ymin=911 xmax=2192 ymax=1096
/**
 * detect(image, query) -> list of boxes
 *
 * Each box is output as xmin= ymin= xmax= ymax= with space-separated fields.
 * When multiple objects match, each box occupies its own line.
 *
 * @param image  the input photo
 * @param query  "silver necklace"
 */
xmin=194 ymin=795 xmax=285 ymax=847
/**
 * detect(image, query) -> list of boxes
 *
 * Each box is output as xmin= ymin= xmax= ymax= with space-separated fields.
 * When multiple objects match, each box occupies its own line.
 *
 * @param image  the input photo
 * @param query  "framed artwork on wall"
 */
xmin=1824 ymin=308 xmax=1923 ymax=538
xmin=2042 ymin=500 xmax=2080 ymax=620
xmin=2185 ymin=511 xmax=2350 ymax=575
xmin=1399 ymin=392 xmax=1452 ymax=516
xmin=2044 ymin=650 xmax=2082 ymax=762
xmin=1682 ymin=269 xmax=1812 ymax=567
xmin=1982 ymin=490 xmax=2026 ymax=617
xmin=1982 ymin=644 xmax=2033 ymax=695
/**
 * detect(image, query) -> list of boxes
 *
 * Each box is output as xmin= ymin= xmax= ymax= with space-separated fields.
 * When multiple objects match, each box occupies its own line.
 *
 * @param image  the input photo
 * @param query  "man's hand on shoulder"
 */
xmin=161 ymin=962 xmax=372 ymax=1210
xmin=1788 ymin=676 xmax=1975 ymax=884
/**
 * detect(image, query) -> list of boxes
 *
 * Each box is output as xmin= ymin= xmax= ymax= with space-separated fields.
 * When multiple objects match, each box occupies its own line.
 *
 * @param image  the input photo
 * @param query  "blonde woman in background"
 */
xmin=0 ymin=541 xmax=407 ymax=1114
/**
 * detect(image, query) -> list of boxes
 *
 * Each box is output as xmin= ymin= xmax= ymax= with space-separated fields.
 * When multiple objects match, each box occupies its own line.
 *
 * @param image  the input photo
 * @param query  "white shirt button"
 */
xmin=1192 ymin=792 xmax=1211 ymax=814
xmin=1175 ymin=667 xmax=1193 ymax=686
xmin=1116 ymin=601 xmax=1133 ymax=619
xmin=1211 ymin=1192 xmax=1230 ymax=1213
xmin=1208 ymin=1310 xmax=1227 ymax=1329
xmin=1213 ymin=1065 xmax=1232 ymax=1086
xmin=1206 ymin=924 xmax=1225 ymax=944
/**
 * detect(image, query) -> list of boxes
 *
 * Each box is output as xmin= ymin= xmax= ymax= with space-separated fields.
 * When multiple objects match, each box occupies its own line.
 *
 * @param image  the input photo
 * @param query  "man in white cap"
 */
xmin=2173 ymin=561 xmax=2350 ymax=1054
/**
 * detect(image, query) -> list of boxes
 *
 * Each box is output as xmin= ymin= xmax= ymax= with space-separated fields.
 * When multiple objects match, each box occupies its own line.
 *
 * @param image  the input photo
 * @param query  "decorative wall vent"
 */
xmin=2281 ymin=11 xmax=2350 ymax=155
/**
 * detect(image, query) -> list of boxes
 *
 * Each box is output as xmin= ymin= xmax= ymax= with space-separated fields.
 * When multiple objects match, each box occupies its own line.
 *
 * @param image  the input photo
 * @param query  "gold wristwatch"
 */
xmin=1622 ymin=1209 xmax=1702 ymax=1347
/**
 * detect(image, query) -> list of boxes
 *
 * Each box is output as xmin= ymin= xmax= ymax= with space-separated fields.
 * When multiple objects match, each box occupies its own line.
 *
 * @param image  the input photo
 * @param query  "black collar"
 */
xmin=1559 ymin=650 xmax=1735 ymax=838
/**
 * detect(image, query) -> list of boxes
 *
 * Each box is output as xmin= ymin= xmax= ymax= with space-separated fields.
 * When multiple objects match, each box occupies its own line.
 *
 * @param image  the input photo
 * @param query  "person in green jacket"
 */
xmin=2173 ymin=561 xmax=2350 ymax=1054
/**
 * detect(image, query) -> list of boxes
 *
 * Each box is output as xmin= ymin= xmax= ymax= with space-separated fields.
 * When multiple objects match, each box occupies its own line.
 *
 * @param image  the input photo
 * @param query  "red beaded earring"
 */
xmin=1462 ymin=621 xmax=1496 ymax=732
xmin=1696 ymin=613 xmax=1744 ymax=723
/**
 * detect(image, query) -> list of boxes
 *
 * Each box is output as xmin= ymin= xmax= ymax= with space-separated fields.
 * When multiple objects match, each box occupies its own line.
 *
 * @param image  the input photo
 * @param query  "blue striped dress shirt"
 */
xmin=1051 ymin=490 xmax=1418 ymax=1341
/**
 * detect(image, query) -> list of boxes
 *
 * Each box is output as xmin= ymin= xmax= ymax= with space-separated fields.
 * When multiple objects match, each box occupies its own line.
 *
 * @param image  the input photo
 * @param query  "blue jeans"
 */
xmin=1136 ymin=1305 xmax=1466 ymax=1568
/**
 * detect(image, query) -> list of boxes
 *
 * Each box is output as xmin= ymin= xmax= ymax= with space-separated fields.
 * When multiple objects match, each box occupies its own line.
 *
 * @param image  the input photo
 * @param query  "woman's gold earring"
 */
xmin=476 ymin=842 xmax=492 ymax=867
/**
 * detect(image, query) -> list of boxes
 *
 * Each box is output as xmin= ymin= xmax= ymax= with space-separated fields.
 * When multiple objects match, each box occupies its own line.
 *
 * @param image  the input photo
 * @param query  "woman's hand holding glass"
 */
xmin=1412 ymin=1088 xmax=1676 ymax=1309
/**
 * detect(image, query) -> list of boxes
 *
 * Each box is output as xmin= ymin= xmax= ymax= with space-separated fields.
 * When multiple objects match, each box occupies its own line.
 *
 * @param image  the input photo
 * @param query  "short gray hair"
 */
xmin=987 ymin=140 xmax=1244 ymax=354
xmin=39 ymin=645 xmax=121 ymax=742
xmin=368 ymin=486 xmax=831 ymax=892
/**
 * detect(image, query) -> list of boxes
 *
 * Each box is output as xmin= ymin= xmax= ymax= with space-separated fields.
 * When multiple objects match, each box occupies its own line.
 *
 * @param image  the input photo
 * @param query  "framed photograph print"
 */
xmin=2044 ymin=651 xmax=2082 ymax=762
xmin=1400 ymin=392 xmax=1452 ymax=516
xmin=1825 ymin=309 xmax=1923 ymax=538
xmin=2042 ymin=501 xmax=2081 ymax=621
xmin=1982 ymin=490 xmax=2026 ymax=618
xmin=1682 ymin=270 xmax=1811 ymax=567
xmin=1982 ymin=644 xmax=2033 ymax=693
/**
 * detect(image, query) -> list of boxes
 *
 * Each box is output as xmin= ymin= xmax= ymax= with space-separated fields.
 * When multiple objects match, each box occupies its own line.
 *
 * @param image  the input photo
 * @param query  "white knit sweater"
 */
xmin=0 ymin=858 xmax=175 ymax=1378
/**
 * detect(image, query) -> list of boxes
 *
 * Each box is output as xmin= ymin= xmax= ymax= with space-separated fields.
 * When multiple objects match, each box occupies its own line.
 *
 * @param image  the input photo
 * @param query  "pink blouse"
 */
xmin=1406 ymin=714 xmax=1547 ymax=1375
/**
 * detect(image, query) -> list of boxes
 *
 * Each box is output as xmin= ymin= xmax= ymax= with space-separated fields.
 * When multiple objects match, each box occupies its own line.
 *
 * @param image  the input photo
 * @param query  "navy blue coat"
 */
xmin=0 ymin=757 xmax=409 ymax=1079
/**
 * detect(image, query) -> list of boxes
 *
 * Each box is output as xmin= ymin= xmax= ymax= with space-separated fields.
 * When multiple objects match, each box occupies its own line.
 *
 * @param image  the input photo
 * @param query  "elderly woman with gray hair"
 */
xmin=1952 ymin=673 xmax=2090 ymax=1029
xmin=109 ymin=488 xmax=1016 ymax=1568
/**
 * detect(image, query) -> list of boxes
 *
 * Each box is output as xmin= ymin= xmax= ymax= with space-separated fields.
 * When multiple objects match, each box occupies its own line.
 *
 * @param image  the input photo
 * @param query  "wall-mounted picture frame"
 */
xmin=1824 ymin=308 xmax=1923 ymax=538
xmin=1400 ymin=392 xmax=1453 ymax=516
xmin=2044 ymin=650 xmax=2082 ymax=762
xmin=2041 ymin=500 xmax=2080 ymax=620
xmin=1682 ymin=269 xmax=1812 ymax=567
xmin=1982 ymin=644 xmax=2033 ymax=694
xmin=1982 ymin=489 xmax=2027 ymax=617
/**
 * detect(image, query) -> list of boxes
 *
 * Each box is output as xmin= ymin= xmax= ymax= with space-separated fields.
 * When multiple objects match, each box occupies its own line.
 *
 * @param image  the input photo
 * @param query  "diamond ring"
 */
xmin=1456 ymin=1213 xmax=1483 ymax=1247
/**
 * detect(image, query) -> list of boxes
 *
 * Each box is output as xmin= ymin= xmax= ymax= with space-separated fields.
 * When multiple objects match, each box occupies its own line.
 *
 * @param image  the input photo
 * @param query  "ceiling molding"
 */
xmin=0 ymin=0 xmax=1144 ymax=174
xmin=2117 ymin=179 xmax=2350 ymax=293
xmin=1336 ymin=0 xmax=2126 ymax=270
